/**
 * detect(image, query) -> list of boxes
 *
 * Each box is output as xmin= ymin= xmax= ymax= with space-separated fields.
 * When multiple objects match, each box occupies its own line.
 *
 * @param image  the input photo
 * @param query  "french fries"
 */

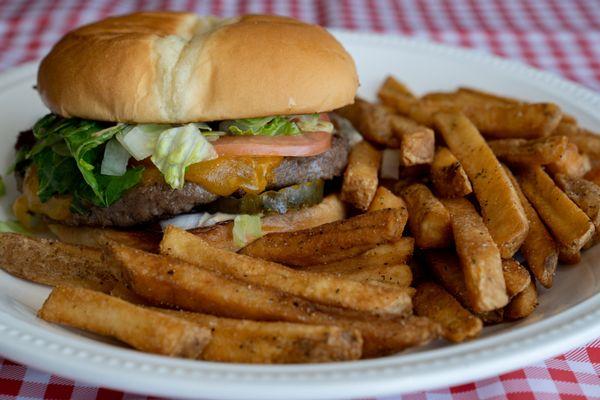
xmin=400 ymin=183 xmax=452 ymax=249
xmin=341 ymin=141 xmax=382 ymax=210
xmin=413 ymin=282 xmax=482 ymax=342
xmin=430 ymin=147 xmax=473 ymax=198
xmin=241 ymin=208 xmax=407 ymax=266
xmin=367 ymin=186 xmax=407 ymax=212
xmin=516 ymin=166 xmax=594 ymax=252
xmin=335 ymin=99 xmax=399 ymax=147
xmin=0 ymin=233 xmax=117 ymax=292
xmin=435 ymin=112 xmax=529 ymax=258
xmin=504 ymin=282 xmax=538 ymax=321
xmin=161 ymin=226 xmax=413 ymax=317
xmin=306 ymin=263 xmax=413 ymax=289
xmin=110 ymin=243 xmax=437 ymax=357
xmin=487 ymin=136 xmax=568 ymax=165
xmin=554 ymin=174 xmax=600 ymax=246
xmin=39 ymin=287 xmax=211 ymax=358
xmin=158 ymin=309 xmax=363 ymax=363
xmin=455 ymin=87 xmax=520 ymax=106
xmin=48 ymin=224 xmax=160 ymax=253
xmin=378 ymin=76 xmax=416 ymax=102
xmin=190 ymin=195 xmax=346 ymax=251
xmin=302 ymin=238 xmax=414 ymax=272
xmin=546 ymin=143 xmax=590 ymax=178
xmin=390 ymin=115 xmax=435 ymax=166
xmin=503 ymin=166 xmax=557 ymax=288
xmin=441 ymin=198 xmax=508 ymax=312
xmin=502 ymin=259 xmax=531 ymax=299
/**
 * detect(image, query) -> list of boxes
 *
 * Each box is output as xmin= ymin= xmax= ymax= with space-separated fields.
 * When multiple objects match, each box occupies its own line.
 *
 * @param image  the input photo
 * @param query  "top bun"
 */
xmin=37 ymin=12 xmax=358 ymax=123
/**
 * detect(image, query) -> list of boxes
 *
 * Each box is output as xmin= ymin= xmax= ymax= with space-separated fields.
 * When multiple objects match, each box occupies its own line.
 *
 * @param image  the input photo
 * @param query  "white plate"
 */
xmin=1 ymin=30 xmax=600 ymax=400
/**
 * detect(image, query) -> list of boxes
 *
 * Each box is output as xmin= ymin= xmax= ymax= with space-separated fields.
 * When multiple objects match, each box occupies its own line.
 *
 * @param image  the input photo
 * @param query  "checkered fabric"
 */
xmin=0 ymin=0 xmax=599 ymax=399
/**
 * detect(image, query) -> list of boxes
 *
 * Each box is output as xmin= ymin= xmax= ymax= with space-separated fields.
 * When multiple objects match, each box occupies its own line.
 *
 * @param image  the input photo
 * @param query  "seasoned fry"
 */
xmin=48 ymin=224 xmax=160 ymax=253
xmin=190 ymin=195 xmax=346 ymax=251
xmin=39 ymin=287 xmax=211 ymax=358
xmin=558 ymin=246 xmax=581 ymax=265
xmin=306 ymin=263 xmax=413 ymax=289
xmin=502 ymin=259 xmax=531 ymax=299
xmin=430 ymin=147 xmax=473 ymax=198
xmin=516 ymin=166 xmax=594 ymax=252
xmin=378 ymin=76 xmax=416 ymax=102
xmin=504 ymin=281 xmax=538 ymax=321
xmin=241 ymin=208 xmax=407 ymax=266
xmin=442 ymin=198 xmax=508 ymax=312
xmin=547 ymin=143 xmax=590 ymax=178
xmin=159 ymin=309 xmax=363 ymax=363
xmin=488 ymin=136 xmax=568 ymax=165
xmin=302 ymin=238 xmax=414 ymax=271
xmin=585 ymin=167 xmax=600 ymax=187
xmin=553 ymin=123 xmax=600 ymax=159
xmin=503 ymin=166 xmax=557 ymax=288
xmin=341 ymin=141 xmax=382 ymax=210
xmin=368 ymin=186 xmax=407 ymax=212
xmin=161 ymin=226 xmax=413 ymax=316
xmin=390 ymin=115 xmax=435 ymax=166
xmin=0 ymin=233 xmax=117 ymax=292
xmin=555 ymin=173 xmax=600 ymax=246
xmin=413 ymin=282 xmax=482 ymax=342
xmin=455 ymin=87 xmax=520 ymax=106
xmin=335 ymin=99 xmax=398 ymax=147
xmin=435 ymin=112 xmax=529 ymax=258
xmin=110 ymin=244 xmax=437 ymax=357
xmin=400 ymin=183 xmax=452 ymax=249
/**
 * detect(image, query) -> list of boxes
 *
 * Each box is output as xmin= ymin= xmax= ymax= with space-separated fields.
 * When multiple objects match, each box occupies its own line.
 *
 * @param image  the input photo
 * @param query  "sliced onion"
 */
xmin=159 ymin=212 xmax=237 ymax=231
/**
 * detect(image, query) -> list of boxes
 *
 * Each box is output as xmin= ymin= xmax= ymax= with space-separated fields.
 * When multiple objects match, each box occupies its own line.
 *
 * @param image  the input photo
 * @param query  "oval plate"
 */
xmin=1 ymin=30 xmax=600 ymax=400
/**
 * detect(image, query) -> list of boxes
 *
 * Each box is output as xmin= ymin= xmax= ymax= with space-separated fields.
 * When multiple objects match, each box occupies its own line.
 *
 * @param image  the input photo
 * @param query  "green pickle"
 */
xmin=210 ymin=180 xmax=324 ymax=215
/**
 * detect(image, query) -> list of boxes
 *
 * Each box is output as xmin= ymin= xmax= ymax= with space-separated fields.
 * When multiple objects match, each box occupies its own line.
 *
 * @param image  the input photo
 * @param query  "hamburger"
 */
xmin=12 ymin=12 xmax=358 ymax=241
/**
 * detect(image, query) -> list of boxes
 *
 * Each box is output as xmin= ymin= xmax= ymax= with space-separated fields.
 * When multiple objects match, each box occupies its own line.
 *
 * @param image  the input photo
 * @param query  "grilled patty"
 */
xmin=63 ymin=134 xmax=349 ymax=227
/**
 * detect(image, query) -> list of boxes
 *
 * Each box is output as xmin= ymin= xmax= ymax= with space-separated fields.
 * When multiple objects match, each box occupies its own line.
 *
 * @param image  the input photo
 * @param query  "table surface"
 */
xmin=0 ymin=1 xmax=599 ymax=399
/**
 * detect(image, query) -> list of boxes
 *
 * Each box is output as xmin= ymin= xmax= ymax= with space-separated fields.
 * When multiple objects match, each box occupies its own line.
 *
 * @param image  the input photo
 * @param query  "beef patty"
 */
xmin=63 ymin=134 xmax=349 ymax=227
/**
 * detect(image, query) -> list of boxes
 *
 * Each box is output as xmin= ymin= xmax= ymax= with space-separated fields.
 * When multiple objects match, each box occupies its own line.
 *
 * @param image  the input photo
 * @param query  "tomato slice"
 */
xmin=212 ymin=131 xmax=332 ymax=157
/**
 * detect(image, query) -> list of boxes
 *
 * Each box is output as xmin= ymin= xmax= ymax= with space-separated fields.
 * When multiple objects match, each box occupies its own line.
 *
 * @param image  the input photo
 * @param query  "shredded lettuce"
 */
xmin=116 ymin=124 xmax=163 ymax=161
xmin=0 ymin=220 xmax=32 ymax=236
xmin=220 ymin=116 xmax=301 ymax=136
xmin=0 ymin=175 xmax=5 ymax=197
xmin=101 ymin=138 xmax=131 ymax=176
xmin=232 ymin=214 xmax=263 ymax=247
xmin=151 ymin=124 xmax=217 ymax=189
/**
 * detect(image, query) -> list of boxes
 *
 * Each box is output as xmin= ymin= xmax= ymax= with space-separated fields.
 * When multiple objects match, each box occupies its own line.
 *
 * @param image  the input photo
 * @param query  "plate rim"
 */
xmin=0 ymin=29 xmax=599 ymax=400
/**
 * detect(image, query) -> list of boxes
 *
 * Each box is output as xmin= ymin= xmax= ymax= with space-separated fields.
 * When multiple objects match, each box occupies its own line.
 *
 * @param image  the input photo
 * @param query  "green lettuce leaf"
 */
xmin=232 ymin=214 xmax=263 ymax=247
xmin=221 ymin=116 xmax=301 ymax=136
xmin=101 ymin=138 xmax=131 ymax=176
xmin=0 ymin=220 xmax=32 ymax=236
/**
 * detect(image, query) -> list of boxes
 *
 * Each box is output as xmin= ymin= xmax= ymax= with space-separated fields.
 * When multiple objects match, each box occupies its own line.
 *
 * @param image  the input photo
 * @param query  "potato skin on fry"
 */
xmin=413 ymin=282 xmax=482 ymax=343
xmin=430 ymin=147 xmax=473 ymax=198
xmin=39 ymin=287 xmax=211 ymax=358
xmin=241 ymin=208 xmax=407 ymax=267
xmin=341 ymin=141 xmax=382 ymax=211
xmin=441 ymin=198 xmax=508 ymax=313
xmin=435 ymin=112 xmax=529 ymax=258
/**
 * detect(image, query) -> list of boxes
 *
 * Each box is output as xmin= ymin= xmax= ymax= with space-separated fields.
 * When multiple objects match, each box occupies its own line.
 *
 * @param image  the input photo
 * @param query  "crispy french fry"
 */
xmin=555 ymin=173 xmax=600 ymax=246
xmin=48 ymin=224 xmax=160 ymax=253
xmin=189 ymin=195 xmax=346 ymax=252
xmin=335 ymin=99 xmax=398 ymax=147
xmin=241 ymin=208 xmax=407 ymax=266
xmin=305 ymin=263 xmax=413 ymax=289
xmin=368 ymin=186 xmax=407 ymax=212
xmin=161 ymin=226 xmax=413 ymax=316
xmin=503 ymin=166 xmax=557 ymax=288
xmin=110 ymin=244 xmax=437 ymax=357
xmin=435 ymin=112 xmax=529 ymax=258
xmin=413 ymin=282 xmax=482 ymax=343
xmin=585 ymin=167 xmax=600 ymax=187
xmin=158 ymin=309 xmax=363 ymax=363
xmin=39 ymin=287 xmax=211 ymax=358
xmin=504 ymin=281 xmax=538 ymax=320
xmin=389 ymin=115 xmax=435 ymax=166
xmin=341 ymin=141 xmax=382 ymax=210
xmin=516 ymin=166 xmax=594 ymax=252
xmin=441 ymin=198 xmax=508 ymax=312
xmin=547 ymin=143 xmax=590 ymax=178
xmin=558 ymin=246 xmax=582 ymax=264
xmin=455 ymin=87 xmax=521 ymax=106
xmin=0 ymin=233 xmax=118 ymax=292
xmin=488 ymin=136 xmax=568 ymax=165
xmin=502 ymin=259 xmax=531 ymax=299
xmin=400 ymin=183 xmax=452 ymax=249
xmin=302 ymin=238 xmax=414 ymax=271
xmin=425 ymin=250 xmax=503 ymax=324
xmin=553 ymin=123 xmax=600 ymax=159
xmin=377 ymin=76 xmax=416 ymax=103
xmin=430 ymin=147 xmax=473 ymax=198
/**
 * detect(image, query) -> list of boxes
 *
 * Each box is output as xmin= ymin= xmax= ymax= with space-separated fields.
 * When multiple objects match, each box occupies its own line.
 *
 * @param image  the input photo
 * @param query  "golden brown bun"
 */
xmin=37 ymin=12 xmax=358 ymax=123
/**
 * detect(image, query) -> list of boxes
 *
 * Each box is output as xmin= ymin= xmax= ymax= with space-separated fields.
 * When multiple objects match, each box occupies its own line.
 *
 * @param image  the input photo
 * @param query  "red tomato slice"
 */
xmin=213 ymin=131 xmax=332 ymax=157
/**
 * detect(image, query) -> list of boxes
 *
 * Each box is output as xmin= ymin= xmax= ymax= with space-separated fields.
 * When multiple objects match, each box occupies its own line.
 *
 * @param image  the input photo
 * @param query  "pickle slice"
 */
xmin=209 ymin=180 xmax=324 ymax=215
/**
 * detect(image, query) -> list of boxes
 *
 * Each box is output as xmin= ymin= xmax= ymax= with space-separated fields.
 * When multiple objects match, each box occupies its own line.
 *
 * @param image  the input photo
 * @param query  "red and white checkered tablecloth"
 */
xmin=0 ymin=0 xmax=599 ymax=399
